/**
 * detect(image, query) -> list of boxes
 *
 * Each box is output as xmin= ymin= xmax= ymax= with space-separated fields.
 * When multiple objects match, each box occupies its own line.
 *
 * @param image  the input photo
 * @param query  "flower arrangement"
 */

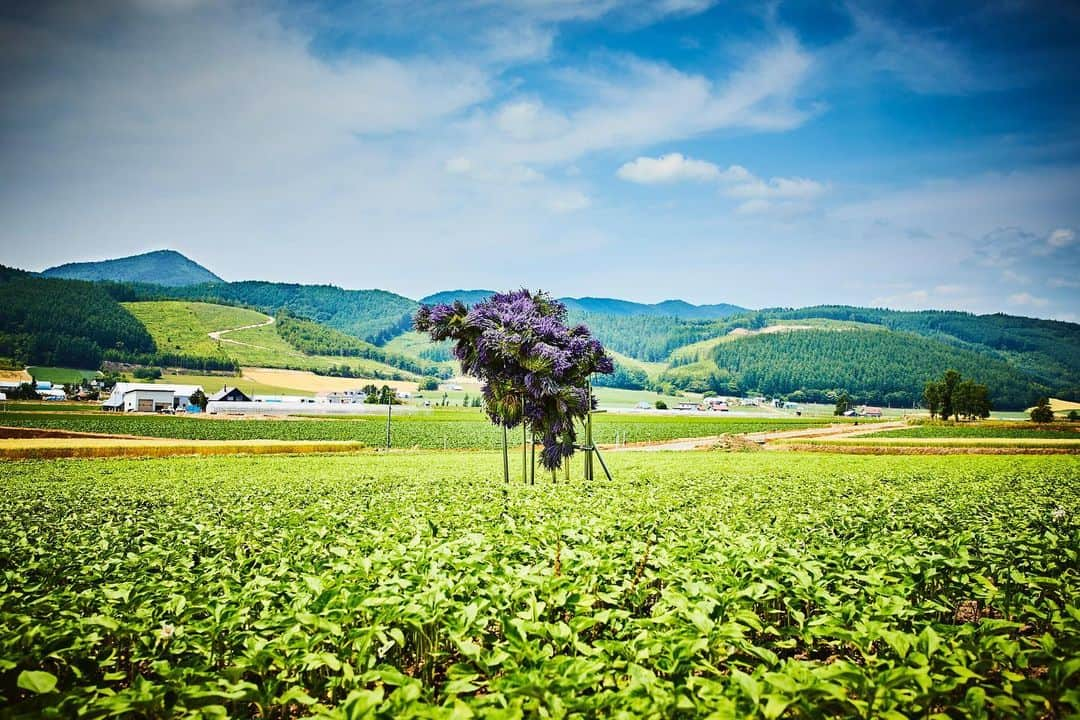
xmin=414 ymin=289 xmax=614 ymax=469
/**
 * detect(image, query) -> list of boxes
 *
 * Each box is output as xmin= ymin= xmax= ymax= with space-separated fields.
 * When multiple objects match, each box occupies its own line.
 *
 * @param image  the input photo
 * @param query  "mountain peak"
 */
xmin=41 ymin=249 xmax=223 ymax=286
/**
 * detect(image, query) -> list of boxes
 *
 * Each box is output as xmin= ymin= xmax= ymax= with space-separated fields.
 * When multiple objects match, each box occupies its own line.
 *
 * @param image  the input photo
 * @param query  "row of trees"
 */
xmin=922 ymin=370 xmax=992 ymax=420
xmin=275 ymin=313 xmax=450 ymax=378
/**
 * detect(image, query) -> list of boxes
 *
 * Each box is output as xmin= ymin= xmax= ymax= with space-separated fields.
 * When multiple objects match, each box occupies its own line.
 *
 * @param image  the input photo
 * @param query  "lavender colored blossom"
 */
xmin=414 ymin=289 xmax=614 ymax=470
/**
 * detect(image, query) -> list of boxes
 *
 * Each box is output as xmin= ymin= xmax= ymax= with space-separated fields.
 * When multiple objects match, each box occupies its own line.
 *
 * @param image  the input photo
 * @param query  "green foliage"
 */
xmin=1031 ymin=398 xmax=1055 ymax=423
xmin=872 ymin=423 xmax=1079 ymax=439
xmin=590 ymin=360 xmax=650 ymax=390
xmin=0 ymin=411 xmax=844 ymax=446
xmin=768 ymin=305 xmax=1080 ymax=397
xmin=275 ymin=313 xmax=449 ymax=378
xmin=670 ymin=328 xmax=1039 ymax=409
xmin=189 ymin=389 xmax=208 ymax=411
xmin=40 ymin=249 xmax=222 ymax=286
xmin=654 ymin=399 xmax=668 ymax=410
xmin=418 ymin=377 xmax=440 ymax=391
xmin=131 ymin=367 xmax=163 ymax=380
xmin=115 ymin=281 xmax=418 ymax=344
xmin=834 ymin=391 xmax=851 ymax=416
xmin=0 ymin=452 xmax=1077 ymax=717
xmin=0 ymin=266 xmax=155 ymax=369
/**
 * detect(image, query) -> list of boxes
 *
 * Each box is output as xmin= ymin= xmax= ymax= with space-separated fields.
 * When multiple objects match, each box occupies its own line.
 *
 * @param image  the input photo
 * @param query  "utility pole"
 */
xmin=385 ymin=390 xmax=391 ymax=449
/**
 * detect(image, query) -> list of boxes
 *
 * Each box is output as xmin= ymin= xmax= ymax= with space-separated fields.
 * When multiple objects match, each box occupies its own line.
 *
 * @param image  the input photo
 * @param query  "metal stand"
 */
xmin=502 ymin=425 xmax=509 ymax=484
xmin=570 ymin=382 xmax=613 ymax=483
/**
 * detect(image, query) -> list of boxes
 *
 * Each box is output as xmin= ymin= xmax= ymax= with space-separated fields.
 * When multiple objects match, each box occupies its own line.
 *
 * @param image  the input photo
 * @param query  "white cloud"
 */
xmin=453 ymin=35 xmax=817 ymax=169
xmin=547 ymin=190 xmax=591 ymax=213
xmin=1048 ymin=228 xmax=1076 ymax=248
xmin=718 ymin=167 xmax=827 ymax=215
xmin=1008 ymin=292 xmax=1050 ymax=307
xmin=444 ymin=156 xmax=544 ymax=184
xmin=616 ymin=153 xmax=720 ymax=183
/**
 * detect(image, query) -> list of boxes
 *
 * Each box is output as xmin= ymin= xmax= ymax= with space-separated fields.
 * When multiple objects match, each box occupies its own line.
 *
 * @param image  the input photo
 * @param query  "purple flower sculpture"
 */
xmin=414 ymin=289 xmax=614 ymax=469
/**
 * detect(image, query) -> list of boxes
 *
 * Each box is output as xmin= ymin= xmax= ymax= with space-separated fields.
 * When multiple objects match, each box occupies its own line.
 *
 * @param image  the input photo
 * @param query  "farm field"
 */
xmin=870 ymin=423 xmax=1080 ymax=440
xmin=0 ymin=411 xmax=846 ymax=447
xmin=1 ymin=452 xmax=1077 ymax=718
xmin=26 ymin=366 xmax=101 ymax=385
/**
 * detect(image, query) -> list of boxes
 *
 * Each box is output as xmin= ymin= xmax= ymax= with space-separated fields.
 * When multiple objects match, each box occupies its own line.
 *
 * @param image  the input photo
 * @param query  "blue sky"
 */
xmin=0 ymin=0 xmax=1078 ymax=320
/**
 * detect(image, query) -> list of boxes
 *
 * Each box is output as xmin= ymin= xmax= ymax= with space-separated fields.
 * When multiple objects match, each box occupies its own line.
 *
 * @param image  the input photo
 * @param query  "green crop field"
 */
xmin=869 ymin=423 xmax=1080 ymax=440
xmin=0 ymin=411 xmax=839 ymax=447
xmin=26 ymin=367 xmax=101 ymax=385
xmin=1 ymin=452 xmax=1077 ymax=718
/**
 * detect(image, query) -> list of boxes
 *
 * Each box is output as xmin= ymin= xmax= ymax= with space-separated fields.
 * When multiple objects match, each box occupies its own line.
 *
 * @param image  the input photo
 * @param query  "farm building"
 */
xmin=860 ymin=406 xmax=883 ymax=417
xmin=102 ymin=383 xmax=202 ymax=412
xmin=209 ymin=386 xmax=251 ymax=403
xmin=675 ymin=402 xmax=700 ymax=411
xmin=324 ymin=389 xmax=367 ymax=404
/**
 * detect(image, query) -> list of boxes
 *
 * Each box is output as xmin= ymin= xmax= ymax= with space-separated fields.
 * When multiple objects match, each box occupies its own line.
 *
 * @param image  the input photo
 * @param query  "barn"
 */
xmin=101 ymin=383 xmax=202 ymax=412
xmin=209 ymin=386 xmax=251 ymax=403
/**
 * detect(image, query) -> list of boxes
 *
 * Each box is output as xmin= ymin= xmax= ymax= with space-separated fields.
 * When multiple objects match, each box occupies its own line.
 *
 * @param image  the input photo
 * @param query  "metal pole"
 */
xmin=585 ymin=409 xmax=594 ymax=483
xmin=385 ymin=392 xmax=391 ymax=448
xmin=593 ymin=445 xmax=614 ymax=482
xmin=522 ymin=418 xmax=527 ymax=484
xmin=529 ymin=432 xmax=535 ymax=485
xmin=502 ymin=425 xmax=509 ymax=484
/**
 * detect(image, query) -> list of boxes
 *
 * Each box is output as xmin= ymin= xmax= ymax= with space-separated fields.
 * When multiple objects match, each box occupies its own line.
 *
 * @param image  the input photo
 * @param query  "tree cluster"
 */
xmin=922 ymin=369 xmax=992 ymax=420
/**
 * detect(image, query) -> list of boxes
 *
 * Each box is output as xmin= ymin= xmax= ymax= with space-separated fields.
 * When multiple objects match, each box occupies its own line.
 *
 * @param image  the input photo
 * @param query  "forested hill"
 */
xmin=661 ymin=327 xmax=1059 ymax=408
xmin=765 ymin=306 xmax=1080 ymax=394
xmin=115 ymin=281 xmax=419 ymax=345
xmin=41 ymin=250 xmax=222 ymax=286
xmin=0 ymin=266 xmax=156 ymax=368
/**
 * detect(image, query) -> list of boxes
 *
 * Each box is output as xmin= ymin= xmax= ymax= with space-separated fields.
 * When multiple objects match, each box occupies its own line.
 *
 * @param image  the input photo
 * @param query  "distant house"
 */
xmin=782 ymin=402 xmax=799 ymax=410
xmin=209 ymin=386 xmax=251 ymax=403
xmin=675 ymin=402 xmax=699 ymax=411
xmin=324 ymin=389 xmax=367 ymax=404
xmin=860 ymin=406 xmax=883 ymax=417
xmin=101 ymin=383 xmax=202 ymax=412
xmin=635 ymin=401 xmax=652 ymax=410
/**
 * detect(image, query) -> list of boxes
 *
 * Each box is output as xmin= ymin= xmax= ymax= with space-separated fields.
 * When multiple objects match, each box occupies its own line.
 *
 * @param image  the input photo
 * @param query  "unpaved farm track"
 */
xmin=606 ymin=421 xmax=910 ymax=453
xmin=207 ymin=315 xmax=301 ymax=355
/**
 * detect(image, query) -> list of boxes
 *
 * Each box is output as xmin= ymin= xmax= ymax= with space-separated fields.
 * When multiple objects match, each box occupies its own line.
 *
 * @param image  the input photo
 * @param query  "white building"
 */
xmin=102 ymin=383 xmax=202 ymax=412
xmin=323 ymin=389 xmax=367 ymax=404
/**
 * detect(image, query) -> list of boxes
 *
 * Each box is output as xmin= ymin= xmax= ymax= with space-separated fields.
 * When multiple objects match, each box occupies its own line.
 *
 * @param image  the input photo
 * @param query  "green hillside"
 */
xmin=661 ymin=327 xmax=1046 ymax=408
xmin=0 ymin=266 xmax=155 ymax=369
xmin=123 ymin=301 xmax=426 ymax=379
xmin=41 ymin=249 xmax=222 ymax=286
xmin=119 ymin=281 xmax=418 ymax=344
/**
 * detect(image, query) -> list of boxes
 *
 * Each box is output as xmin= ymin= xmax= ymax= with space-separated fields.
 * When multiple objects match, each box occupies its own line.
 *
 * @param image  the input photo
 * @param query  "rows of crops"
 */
xmin=871 ymin=423 xmax=1080 ymax=440
xmin=0 ymin=411 xmax=840 ymax=448
xmin=2 ymin=452 xmax=1077 ymax=717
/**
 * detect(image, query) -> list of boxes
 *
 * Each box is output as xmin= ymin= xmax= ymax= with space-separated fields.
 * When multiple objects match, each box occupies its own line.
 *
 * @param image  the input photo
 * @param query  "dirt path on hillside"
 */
xmin=606 ymin=420 xmax=910 ymax=453
xmin=207 ymin=315 xmax=303 ymax=355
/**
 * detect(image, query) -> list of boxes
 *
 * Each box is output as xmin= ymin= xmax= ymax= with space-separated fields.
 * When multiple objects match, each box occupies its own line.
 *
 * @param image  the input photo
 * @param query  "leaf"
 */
xmin=18 ymin=670 xmax=58 ymax=694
